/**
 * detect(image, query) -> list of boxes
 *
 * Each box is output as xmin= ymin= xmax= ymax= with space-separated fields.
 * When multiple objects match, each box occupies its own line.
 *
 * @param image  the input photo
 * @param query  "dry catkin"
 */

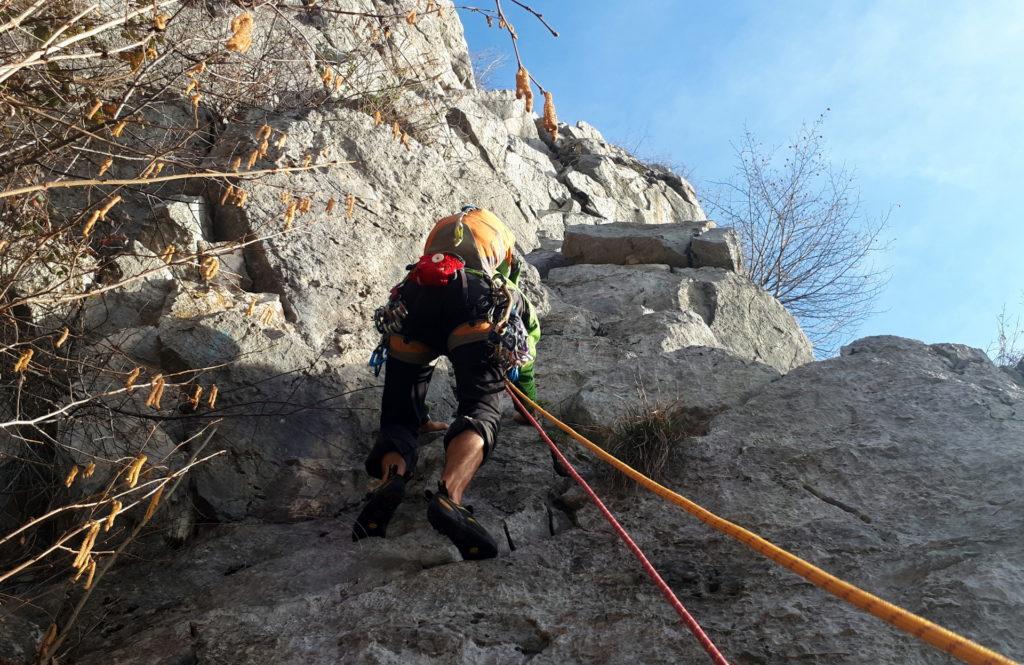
xmin=143 ymin=484 xmax=165 ymax=523
xmin=85 ymin=99 xmax=102 ymax=119
xmin=97 ymin=157 xmax=113 ymax=176
xmin=542 ymin=91 xmax=559 ymax=141
xmin=124 ymin=455 xmax=147 ymax=488
xmin=100 ymin=195 xmax=121 ymax=216
xmin=392 ymin=121 xmax=401 ymax=140
xmin=515 ymin=67 xmax=533 ymax=113
xmin=145 ymin=375 xmax=165 ymax=409
xmin=83 ymin=462 xmax=96 ymax=478
xmin=64 ymin=465 xmax=80 ymax=488
xmin=125 ymin=367 xmax=142 ymax=391
xmin=189 ymin=384 xmax=203 ymax=407
xmin=83 ymin=558 xmax=97 ymax=589
xmin=82 ymin=210 xmax=101 ymax=237
xmin=345 ymin=193 xmax=355 ymax=219
xmin=257 ymin=124 xmax=272 ymax=140
xmin=104 ymin=500 xmax=122 ymax=531
xmin=201 ymin=257 xmax=220 ymax=281
xmin=74 ymin=521 xmax=101 ymax=571
xmin=13 ymin=348 xmax=32 ymax=373
xmin=160 ymin=245 xmax=175 ymax=264
xmin=55 ymin=326 xmax=70 ymax=349
xmin=374 ymin=111 xmax=383 ymax=126
xmin=153 ymin=13 xmax=169 ymax=30
xmin=230 ymin=156 xmax=241 ymax=172
xmin=219 ymin=185 xmax=234 ymax=205
xmin=225 ymin=12 xmax=254 ymax=53
xmin=110 ymin=120 xmax=127 ymax=138
xmin=406 ymin=10 xmax=417 ymax=25
xmin=208 ymin=384 xmax=219 ymax=409
xmin=325 ymin=197 xmax=336 ymax=214
xmin=246 ymin=298 xmax=257 ymax=317
xmin=246 ymin=148 xmax=259 ymax=169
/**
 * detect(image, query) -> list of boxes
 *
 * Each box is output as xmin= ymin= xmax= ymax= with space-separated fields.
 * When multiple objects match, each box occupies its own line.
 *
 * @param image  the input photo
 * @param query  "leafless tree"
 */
xmin=708 ymin=115 xmax=890 ymax=355
xmin=470 ymin=47 xmax=510 ymax=89
xmin=990 ymin=305 xmax=1023 ymax=367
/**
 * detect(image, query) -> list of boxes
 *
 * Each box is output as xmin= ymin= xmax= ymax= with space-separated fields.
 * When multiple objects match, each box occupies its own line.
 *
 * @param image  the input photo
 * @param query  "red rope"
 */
xmin=506 ymin=387 xmax=730 ymax=665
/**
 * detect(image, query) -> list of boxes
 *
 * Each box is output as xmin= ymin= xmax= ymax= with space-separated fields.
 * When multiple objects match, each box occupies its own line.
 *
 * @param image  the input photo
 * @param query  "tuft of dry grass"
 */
xmin=601 ymin=399 xmax=712 ymax=491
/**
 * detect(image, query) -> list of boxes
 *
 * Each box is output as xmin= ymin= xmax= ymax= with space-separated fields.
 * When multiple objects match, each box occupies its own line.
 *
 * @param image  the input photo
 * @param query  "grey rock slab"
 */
xmin=562 ymin=221 xmax=713 ymax=267
xmin=547 ymin=264 xmax=813 ymax=372
xmin=690 ymin=226 xmax=744 ymax=272
xmin=665 ymin=336 xmax=1024 ymax=663
xmin=82 ymin=241 xmax=174 ymax=335
xmin=538 ymin=336 xmax=780 ymax=428
xmin=137 ymin=196 xmax=212 ymax=255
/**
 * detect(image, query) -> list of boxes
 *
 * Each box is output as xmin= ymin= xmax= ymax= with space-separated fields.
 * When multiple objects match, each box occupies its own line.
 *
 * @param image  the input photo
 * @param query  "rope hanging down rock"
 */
xmin=505 ymin=386 xmax=730 ymax=665
xmin=505 ymin=382 xmax=1019 ymax=665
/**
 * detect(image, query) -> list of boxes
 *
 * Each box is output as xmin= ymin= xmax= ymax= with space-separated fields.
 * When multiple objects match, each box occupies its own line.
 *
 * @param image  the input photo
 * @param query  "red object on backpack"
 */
xmin=409 ymin=253 xmax=465 ymax=287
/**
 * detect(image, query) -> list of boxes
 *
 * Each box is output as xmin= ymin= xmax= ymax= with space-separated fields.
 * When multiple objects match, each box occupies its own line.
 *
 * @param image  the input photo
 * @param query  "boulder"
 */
xmin=137 ymin=196 xmax=212 ymax=256
xmin=689 ymin=226 xmax=744 ymax=271
xmin=82 ymin=242 xmax=174 ymax=335
xmin=561 ymin=221 xmax=744 ymax=272
xmin=547 ymin=264 xmax=813 ymax=372
xmin=562 ymin=221 xmax=712 ymax=267
xmin=538 ymin=335 xmax=779 ymax=426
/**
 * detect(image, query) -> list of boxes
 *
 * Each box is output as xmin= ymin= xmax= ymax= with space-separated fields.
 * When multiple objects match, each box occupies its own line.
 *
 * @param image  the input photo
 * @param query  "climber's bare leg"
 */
xmin=440 ymin=429 xmax=484 ymax=504
xmin=379 ymin=451 xmax=406 ymax=479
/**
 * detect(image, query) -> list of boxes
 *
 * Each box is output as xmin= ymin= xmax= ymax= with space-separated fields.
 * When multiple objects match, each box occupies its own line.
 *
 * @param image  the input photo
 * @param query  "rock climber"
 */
xmin=352 ymin=206 xmax=541 ymax=560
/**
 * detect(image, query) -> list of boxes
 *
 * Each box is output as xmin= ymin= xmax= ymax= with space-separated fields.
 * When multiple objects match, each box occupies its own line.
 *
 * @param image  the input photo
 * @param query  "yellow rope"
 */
xmin=507 ymin=382 xmax=1019 ymax=665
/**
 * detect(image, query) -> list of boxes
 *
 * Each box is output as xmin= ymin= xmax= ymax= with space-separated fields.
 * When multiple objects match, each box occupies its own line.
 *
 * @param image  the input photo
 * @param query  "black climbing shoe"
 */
xmin=351 ymin=466 xmax=407 ymax=541
xmin=426 ymin=483 xmax=498 ymax=560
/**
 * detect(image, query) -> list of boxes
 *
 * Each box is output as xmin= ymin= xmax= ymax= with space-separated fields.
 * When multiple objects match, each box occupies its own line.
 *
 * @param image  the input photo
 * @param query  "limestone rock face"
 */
xmin=547 ymin=122 xmax=706 ymax=224
xmin=62 ymin=338 xmax=1024 ymax=665
xmin=12 ymin=5 xmax=1022 ymax=665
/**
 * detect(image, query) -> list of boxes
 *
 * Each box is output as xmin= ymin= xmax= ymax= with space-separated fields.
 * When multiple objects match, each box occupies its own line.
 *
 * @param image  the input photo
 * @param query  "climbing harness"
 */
xmin=506 ymin=386 xmax=730 ymax=664
xmin=506 ymin=382 xmax=1019 ymax=665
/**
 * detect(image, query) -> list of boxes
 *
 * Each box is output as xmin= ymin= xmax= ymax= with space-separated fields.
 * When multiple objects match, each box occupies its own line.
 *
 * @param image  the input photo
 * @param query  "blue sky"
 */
xmin=458 ymin=1 xmax=1024 ymax=354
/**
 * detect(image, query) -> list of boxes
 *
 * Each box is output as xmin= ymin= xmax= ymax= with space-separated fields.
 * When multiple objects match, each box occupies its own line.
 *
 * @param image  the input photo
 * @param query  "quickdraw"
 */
xmin=369 ymin=285 xmax=409 ymax=377
xmin=487 ymin=273 xmax=532 ymax=380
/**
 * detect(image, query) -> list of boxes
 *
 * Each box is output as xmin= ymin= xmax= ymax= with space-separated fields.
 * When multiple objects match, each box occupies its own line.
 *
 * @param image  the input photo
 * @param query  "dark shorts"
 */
xmin=364 ymin=273 xmax=506 ymax=478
